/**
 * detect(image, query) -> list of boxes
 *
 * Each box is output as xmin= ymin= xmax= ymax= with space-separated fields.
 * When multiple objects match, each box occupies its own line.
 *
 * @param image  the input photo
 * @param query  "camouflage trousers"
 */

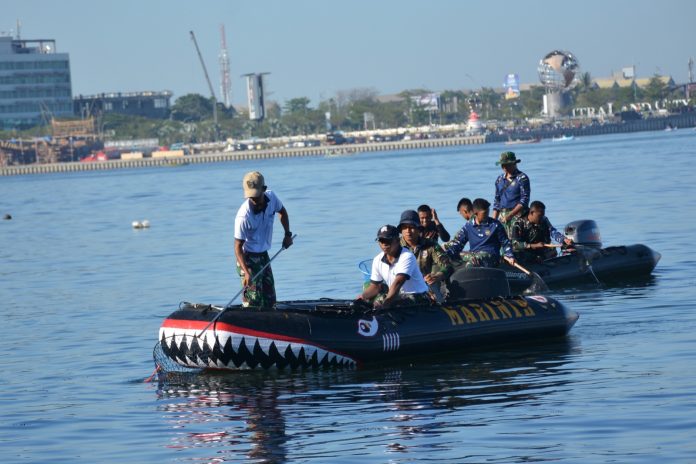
xmin=457 ymin=251 xmax=500 ymax=269
xmin=498 ymin=208 xmax=517 ymax=238
xmin=236 ymin=251 xmax=276 ymax=308
xmin=516 ymin=247 xmax=557 ymax=264
xmin=373 ymin=291 xmax=433 ymax=307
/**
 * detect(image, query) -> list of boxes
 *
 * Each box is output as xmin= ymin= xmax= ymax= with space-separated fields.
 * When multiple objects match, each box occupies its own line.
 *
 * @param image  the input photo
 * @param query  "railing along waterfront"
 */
xmin=0 ymin=135 xmax=485 ymax=176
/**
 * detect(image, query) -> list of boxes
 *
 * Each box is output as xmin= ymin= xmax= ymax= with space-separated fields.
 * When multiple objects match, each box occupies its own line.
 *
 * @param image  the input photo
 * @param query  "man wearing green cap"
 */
xmin=492 ymin=151 xmax=530 ymax=237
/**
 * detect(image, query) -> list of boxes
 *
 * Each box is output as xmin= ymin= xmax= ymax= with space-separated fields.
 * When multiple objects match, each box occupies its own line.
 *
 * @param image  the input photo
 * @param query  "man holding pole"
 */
xmin=511 ymin=200 xmax=573 ymax=264
xmin=234 ymin=171 xmax=293 ymax=308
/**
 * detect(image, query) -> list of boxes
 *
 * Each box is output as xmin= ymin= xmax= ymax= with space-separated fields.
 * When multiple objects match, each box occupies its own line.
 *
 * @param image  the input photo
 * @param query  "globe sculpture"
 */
xmin=537 ymin=50 xmax=580 ymax=117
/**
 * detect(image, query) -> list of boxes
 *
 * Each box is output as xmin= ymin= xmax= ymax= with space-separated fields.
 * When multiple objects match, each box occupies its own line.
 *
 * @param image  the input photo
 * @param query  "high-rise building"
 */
xmin=0 ymin=35 xmax=72 ymax=129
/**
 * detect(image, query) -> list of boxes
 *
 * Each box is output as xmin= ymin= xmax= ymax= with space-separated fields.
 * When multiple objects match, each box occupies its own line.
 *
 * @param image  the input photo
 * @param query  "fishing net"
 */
xmin=152 ymin=334 xmax=215 ymax=381
xmin=523 ymin=270 xmax=549 ymax=294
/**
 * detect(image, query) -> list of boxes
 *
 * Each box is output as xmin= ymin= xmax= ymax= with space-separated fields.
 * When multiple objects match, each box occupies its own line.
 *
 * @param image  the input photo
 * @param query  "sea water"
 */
xmin=1 ymin=130 xmax=695 ymax=463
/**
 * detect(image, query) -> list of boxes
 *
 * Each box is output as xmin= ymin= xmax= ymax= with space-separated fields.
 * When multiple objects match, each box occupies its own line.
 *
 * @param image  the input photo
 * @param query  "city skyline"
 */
xmin=3 ymin=0 xmax=695 ymax=107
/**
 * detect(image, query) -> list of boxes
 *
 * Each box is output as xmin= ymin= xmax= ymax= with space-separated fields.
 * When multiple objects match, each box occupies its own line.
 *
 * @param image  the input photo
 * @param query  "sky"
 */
xmin=3 ymin=0 xmax=695 ymax=107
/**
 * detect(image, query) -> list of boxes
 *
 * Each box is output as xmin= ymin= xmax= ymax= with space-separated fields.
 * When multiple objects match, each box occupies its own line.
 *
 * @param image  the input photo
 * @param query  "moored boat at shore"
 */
xmin=504 ymin=137 xmax=541 ymax=145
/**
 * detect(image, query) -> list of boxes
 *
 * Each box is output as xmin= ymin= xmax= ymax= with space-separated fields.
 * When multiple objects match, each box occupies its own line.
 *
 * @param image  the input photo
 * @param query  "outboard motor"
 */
xmin=448 ymin=267 xmax=511 ymax=299
xmin=564 ymin=220 xmax=602 ymax=248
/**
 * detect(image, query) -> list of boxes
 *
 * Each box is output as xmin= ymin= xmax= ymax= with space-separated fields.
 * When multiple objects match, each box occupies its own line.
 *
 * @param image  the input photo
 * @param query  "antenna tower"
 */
xmin=219 ymin=24 xmax=232 ymax=108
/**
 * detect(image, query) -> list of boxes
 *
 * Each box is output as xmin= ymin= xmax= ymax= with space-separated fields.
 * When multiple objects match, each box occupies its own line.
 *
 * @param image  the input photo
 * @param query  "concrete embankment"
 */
xmin=0 ymin=135 xmax=485 ymax=176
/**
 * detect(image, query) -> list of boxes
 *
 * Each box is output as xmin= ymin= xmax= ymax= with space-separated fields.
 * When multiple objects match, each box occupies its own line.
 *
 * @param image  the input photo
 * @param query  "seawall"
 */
xmin=0 ymin=135 xmax=485 ymax=176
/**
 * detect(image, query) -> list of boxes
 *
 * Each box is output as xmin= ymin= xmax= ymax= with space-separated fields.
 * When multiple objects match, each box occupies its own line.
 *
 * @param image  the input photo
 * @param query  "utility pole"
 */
xmin=189 ymin=30 xmax=219 ymax=140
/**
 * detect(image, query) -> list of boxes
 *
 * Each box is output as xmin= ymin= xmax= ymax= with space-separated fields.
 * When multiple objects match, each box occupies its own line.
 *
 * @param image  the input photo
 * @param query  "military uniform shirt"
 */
xmin=511 ymin=216 xmax=565 ymax=251
xmin=400 ymin=236 xmax=453 ymax=280
xmin=446 ymin=217 xmax=514 ymax=259
xmin=494 ymin=170 xmax=530 ymax=211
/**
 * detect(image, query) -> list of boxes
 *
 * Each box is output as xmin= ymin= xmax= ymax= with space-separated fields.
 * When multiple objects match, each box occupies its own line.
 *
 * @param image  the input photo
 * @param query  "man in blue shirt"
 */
xmin=445 ymin=198 xmax=516 ymax=269
xmin=492 ymin=151 xmax=530 ymax=237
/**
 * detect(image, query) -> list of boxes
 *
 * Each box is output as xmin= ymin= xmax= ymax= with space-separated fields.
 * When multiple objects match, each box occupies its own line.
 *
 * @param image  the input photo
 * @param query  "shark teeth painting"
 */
xmin=159 ymin=326 xmax=357 ymax=370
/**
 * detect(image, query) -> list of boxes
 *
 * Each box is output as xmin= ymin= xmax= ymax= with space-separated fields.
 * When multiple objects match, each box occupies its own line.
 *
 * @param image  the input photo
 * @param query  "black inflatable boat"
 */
xmin=460 ymin=220 xmax=660 ymax=292
xmin=504 ymin=220 xmax=660 ymax=292
xmin=157 ymin=268 xmax=578 ymax=371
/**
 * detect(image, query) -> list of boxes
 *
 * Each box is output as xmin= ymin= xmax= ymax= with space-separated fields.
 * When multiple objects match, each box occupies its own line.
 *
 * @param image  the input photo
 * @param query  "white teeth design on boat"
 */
xmin=290 ymin=343 xmax=303 ymax=358
xmin=274 ymin=340 xmax=289 ymax=355
xmin=160 ymin=326 xmax=356 ymax=369
xmin=258 ymin=338 xmax=273 ymax=356
xmin=231 ymin=336 xmax=244 ymax=352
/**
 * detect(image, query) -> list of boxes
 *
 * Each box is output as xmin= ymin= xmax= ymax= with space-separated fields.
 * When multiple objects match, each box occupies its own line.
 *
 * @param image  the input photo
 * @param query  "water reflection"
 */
xmin=155 ymin=339 xmax=579 ymax=463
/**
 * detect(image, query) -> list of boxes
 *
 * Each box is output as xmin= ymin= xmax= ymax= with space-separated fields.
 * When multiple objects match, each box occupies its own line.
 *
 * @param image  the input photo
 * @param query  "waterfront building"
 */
xmin=0 ymin=35 xmax=73 ymax=129
xmin=73 ymin=90 xmax=172 ymax=119
xmin=592 ymin=74 xmax=674 ymax=90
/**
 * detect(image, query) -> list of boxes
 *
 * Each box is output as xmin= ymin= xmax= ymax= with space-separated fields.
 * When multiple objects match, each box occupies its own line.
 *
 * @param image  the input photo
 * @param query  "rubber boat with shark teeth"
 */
xmin=157 ymin=287 xmax=578 ymax=371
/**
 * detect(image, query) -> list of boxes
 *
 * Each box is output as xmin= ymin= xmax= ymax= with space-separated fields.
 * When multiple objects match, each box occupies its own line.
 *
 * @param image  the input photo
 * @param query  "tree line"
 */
xmin=1 ymin=74 xmax=690 ymax=145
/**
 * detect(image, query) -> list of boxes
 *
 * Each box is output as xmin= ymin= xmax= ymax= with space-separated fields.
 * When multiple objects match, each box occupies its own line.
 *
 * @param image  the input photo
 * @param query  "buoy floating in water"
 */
xmin=132 ymin=219 xmax=151 ymax=229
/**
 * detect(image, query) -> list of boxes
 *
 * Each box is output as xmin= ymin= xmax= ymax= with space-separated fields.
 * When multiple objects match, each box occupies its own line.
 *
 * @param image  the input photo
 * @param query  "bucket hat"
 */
xmin=496 ymin=151 xmax=521 ymax=166
xmin=398 ymin=210 xmax=420 ymax=229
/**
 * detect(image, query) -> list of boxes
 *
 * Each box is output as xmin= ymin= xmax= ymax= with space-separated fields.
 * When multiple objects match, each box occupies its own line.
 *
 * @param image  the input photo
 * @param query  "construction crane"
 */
xmin=189 ymin=30 xmax=219 ymax=139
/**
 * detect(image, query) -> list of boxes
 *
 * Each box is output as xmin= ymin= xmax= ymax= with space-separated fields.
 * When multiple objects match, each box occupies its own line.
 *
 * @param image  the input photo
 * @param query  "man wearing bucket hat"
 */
xmin=398 ymin=210 xmax=453 ymax=302
xmin=234 ymin=171 xmax=293 ymax=308
xmin=359 ymin=224 xmax=430 ymax=309
xmin=492 ymin=151 xmax=530 ymax=237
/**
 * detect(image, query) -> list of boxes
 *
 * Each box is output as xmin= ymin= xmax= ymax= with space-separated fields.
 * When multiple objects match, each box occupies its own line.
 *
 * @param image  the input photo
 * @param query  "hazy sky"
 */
xmin=3 ymin=0 xmax=695 ymax=106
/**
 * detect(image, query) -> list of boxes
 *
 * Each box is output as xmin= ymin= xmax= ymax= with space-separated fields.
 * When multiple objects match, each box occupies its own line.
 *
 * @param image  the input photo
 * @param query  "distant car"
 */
xmin=226 ymin=143 xmax=248 ymax=152
xmin=326 ymin=131 xmax=346 ymax=145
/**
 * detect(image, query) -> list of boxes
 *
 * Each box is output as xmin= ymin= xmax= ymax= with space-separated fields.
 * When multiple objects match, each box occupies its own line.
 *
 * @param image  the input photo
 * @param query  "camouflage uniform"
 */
xmin=372 ymin=291 xmax=433 ymax=307
xmin=457 ymin=250 xmax=500 ymax=269
xmin=401 ymin=236 xmax=453 ymax=300
xmin=400 ymin=237 xmax=453 ymax=281
xmin=497 ymin=208 xmax=518 ymax=238
xmin=236 ymin=251 xmax=276 ymax=308
xmin=511 ymin=216 xmax=565 ymax=264
xmin=445 ymin=217 xmax=514 ymax=269
xmin=493 ymin=169 xmax=530 ymax=237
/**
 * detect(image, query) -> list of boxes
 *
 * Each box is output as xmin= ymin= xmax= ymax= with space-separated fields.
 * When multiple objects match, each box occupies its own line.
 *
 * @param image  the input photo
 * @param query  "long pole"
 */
xmin=197 ymin=235 xmax=297 ymax=337
xmin=189 ymin=31 xmax=219 ymax=139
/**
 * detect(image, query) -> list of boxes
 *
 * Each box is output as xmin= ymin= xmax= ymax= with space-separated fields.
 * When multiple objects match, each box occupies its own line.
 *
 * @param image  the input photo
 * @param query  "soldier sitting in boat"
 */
xmin=457 ymin=197 xmax=473 ymax=222
xmin=359 ymin=225 xmax=432 ymax=309
xmin=445 ymin=198 xmax=516 ymax=269
xmin=417 ymin=204 xmax=451 ymax=242
xmin=398 ymin=210 xmax=453 ymax=302
xmin=511 ymin=200 xmax=573 ymax=264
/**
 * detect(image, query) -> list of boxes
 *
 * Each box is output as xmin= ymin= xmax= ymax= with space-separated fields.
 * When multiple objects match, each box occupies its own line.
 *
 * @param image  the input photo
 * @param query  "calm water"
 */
xmin=1 ymin=130 xmax=695 ymax=463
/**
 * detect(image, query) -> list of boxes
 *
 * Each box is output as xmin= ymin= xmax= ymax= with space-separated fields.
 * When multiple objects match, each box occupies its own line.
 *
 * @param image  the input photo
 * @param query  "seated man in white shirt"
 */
xmin=359 ymin=224 xmax=431 ymax=309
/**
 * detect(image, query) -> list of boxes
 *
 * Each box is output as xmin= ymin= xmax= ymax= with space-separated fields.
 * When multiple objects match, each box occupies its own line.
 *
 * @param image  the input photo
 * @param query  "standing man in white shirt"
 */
xmin=234 ymin=171 xmax=293 ymax=308
xmin=359 ymin=225 xmax=431 ymax=309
